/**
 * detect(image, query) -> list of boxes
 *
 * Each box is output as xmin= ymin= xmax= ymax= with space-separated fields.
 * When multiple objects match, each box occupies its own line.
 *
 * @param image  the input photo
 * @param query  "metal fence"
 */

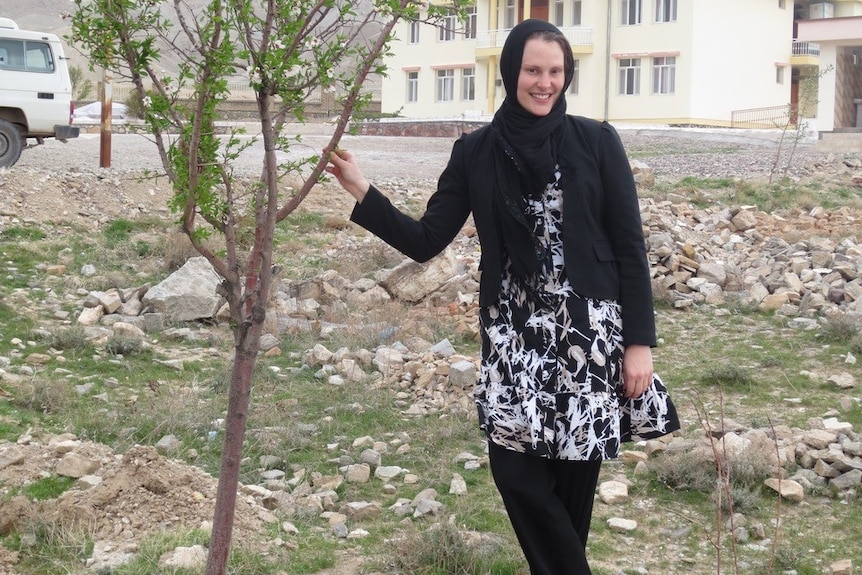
xmin=730 ymin=104 xmax=792 ymax=129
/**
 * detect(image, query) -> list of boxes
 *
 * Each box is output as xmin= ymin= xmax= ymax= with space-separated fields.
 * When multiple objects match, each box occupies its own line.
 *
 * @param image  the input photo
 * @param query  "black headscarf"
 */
xmin=490 ymin=19 xmax=574 ymax=279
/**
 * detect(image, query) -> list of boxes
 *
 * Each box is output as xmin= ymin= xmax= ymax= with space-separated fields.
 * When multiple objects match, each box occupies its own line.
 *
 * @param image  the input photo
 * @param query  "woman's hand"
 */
xmin=324 ymin=146 xmax=370 ymax=203
xmin=622 ymin=344 xmax=653 ymax=399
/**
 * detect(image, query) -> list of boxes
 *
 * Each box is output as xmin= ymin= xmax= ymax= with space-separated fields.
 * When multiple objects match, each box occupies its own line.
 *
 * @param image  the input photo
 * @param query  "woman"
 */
xmin=326 ymin=19 xmax=679 ymax=575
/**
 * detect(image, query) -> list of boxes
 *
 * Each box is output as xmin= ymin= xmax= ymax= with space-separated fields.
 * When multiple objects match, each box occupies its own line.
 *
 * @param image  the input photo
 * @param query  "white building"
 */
xmin=794 ymin=0 xmax=862 ymax=137
xmin=379 ymin=0 xmax=842 ymax=129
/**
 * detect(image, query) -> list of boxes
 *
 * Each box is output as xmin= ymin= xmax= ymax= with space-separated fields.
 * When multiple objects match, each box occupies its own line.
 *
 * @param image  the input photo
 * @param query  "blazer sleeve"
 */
xmin=598 ymin=122 xmax=657 ymax=347
xmin=350 ymin=137 xmax=472 ymax=263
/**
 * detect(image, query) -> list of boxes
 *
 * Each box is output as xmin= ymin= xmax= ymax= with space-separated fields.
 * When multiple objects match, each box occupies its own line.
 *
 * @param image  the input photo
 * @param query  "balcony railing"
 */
xmin=476 ymin=26 xmax=593 ymax=50
xmin=731 ymin=105 xmax=792 ymax=129
xmin=792 ymin=40 xmax=821 ymax=57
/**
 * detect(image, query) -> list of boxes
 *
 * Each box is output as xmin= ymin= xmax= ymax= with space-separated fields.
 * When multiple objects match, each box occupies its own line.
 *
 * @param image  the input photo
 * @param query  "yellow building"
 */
xmin=378 ymin=0 xmax=860 ymax=128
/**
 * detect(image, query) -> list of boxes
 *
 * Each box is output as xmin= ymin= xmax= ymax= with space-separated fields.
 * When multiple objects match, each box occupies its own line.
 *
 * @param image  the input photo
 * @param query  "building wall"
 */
xmin=379 ymin=19 xmax=481 ymax=118
xmin=379 ymin=0 xmax=796 ymax=126
xmin=686 ymin=0 xmax=793 ymax=125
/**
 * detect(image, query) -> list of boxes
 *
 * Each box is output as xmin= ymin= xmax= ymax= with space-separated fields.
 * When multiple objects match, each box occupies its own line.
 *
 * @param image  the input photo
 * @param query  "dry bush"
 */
xmin=12 ymin=378 xmax=76 ymax=415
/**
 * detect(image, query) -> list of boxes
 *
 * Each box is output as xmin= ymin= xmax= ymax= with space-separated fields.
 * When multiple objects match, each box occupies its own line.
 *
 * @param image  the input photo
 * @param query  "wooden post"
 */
xmin=100 ymin=68 xmax=112 ymax=168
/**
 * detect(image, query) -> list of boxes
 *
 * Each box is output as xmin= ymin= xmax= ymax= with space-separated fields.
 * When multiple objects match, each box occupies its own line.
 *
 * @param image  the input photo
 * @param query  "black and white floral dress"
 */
xmin=476 ymin=169 xmax=678 ymax=461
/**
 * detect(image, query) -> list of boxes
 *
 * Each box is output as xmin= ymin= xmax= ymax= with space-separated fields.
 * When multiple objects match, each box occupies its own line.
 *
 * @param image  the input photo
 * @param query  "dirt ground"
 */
xmin=1 ymin=129 xmax=861 ymax=574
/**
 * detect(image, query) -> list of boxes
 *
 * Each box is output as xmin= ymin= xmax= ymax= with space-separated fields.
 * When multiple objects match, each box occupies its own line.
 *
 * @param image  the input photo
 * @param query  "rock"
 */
xmin=763 ymin=478 xmax=805 ymax=502
xmin=607 ymin=517 xmax=637 ymax=532
xmin=598 ymin=481 xmax=628 ymax=504
xmin=379 ymin=248 xmax=459 ymax=303
xmin=55 ymin=452 xmax=101 ymax=478
xmin=830 ymin=559 xmax=853 ymax=575
xmin=142 ymin=256 xmax=225 ymax=322
xmin=449 ymin=473 xmax=467 ymax=495
xmin=159 ymin=545 xmax=207 ymax=569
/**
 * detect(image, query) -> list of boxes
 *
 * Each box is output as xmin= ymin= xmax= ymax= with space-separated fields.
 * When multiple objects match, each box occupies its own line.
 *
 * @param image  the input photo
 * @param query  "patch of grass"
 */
xmin=0 ymin=226 xmax=46 ymax=242
xmin=7 ymin=519 xmax=93 ymax=574
xmin=22 ymin=475 xmax=76 ymax=501
xmin=678 ymin=176 xmax=737 ymax=189
xmin=50 ymin=325 xmax=92 ymax=351
xmin=818 ymin=315 xmax=861 ymax=344
xmin=105 ymin=334 xmax=148 ymax=356
xmin=701 ymin=365 xmax=754 ymax=389
xmin=104 ymin=219 xmax=135 ymax=243
xmin=383 ymin=522 xmax=526 ymax=575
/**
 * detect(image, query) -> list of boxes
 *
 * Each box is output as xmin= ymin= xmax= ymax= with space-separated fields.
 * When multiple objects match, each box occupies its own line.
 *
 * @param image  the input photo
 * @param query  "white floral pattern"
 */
xmin=476 ymin=169 xmax=678 ymax=460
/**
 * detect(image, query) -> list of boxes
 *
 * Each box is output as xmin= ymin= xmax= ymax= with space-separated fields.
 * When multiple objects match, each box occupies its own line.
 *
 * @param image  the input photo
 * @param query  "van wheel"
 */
xmin=0 ymin=120 xmax=24 ymax=168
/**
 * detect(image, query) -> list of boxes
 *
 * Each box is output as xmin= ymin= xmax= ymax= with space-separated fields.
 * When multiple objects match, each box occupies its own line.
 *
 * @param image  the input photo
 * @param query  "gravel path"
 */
xmin=13 ymin=123 xmax=844 ymax=184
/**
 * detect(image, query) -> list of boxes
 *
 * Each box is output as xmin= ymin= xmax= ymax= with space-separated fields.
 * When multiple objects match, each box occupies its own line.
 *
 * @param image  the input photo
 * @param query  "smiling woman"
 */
xmin=326 ymin=18 xmax=679 ymax=575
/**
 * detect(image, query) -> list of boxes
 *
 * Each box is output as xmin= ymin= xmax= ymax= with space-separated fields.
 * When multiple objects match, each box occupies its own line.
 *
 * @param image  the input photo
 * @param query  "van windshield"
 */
xmin=0 ymin=39 xmax=55 ymax=72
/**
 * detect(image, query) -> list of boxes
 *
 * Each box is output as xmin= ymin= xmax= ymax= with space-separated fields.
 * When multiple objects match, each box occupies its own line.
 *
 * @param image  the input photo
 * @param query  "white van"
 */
xmin=0 ymin=18 xmax=80 ymax=168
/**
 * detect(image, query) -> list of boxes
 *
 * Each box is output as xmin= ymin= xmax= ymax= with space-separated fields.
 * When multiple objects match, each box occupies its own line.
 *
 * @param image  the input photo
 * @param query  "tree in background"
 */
xmin=68 ymin=65 xmax=94 ymax=101
xmin=68 ymin=1 xmax=462 ymax=573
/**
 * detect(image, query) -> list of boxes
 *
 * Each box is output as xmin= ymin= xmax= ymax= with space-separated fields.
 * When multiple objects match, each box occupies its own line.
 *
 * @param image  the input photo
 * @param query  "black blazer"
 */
xmin=351 ymin=115 xmax=656 ymax=347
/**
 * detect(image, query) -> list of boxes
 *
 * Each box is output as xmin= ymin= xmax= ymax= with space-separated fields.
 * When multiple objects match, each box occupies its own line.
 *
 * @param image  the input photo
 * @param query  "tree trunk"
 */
xmin=204 ymin=321 xmax=264 ymax=575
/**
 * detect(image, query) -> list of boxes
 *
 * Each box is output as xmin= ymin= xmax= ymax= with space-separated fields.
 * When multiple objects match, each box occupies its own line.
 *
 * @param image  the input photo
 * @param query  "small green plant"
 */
xmin=384 ymin=521 xmax=525 ymax=575
xmin=103 ymin=219 xmax=135 ymax=243
xmin=9 ymin=519 xmax=94 ymax=573
xmin=0 ymin=226 xmax=46 ymax=242
xmin=702 ymin=365 xmax=754 ymax=389
xmin=50 ymin=325 xmax=91 ymax=351
xmin=105 ymin=334 xmax=146 ymax=356
xmin=23 ymin=476 xmax=76 ymax=501
xmin=818 ymin=315 xmax=861 ymax=343
xmin=68 ymin=65 xmax=94 ymax=101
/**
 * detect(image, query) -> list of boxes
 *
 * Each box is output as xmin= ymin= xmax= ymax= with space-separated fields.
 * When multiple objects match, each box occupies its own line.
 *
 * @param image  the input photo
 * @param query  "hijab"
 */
xmin=490 ymin=19 xmax=574 ymax=279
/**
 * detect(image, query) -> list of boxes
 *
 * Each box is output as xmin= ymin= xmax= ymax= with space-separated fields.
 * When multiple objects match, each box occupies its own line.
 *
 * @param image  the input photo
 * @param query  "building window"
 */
xmin=465 ymin=7 xmax=477 ymax=39
xmin=554 ymin=0 xmax=565 ymax=26
xmin=569 ymin=59 xmax=580 ymax=94
xmin=504 ymin=0 xmax=516 ymax=29
xmin=619 ymin=58 xmax=641 ymax=95
xmin=652 ymin=56 xmax=675 ymax=94
xmin=778 ymin=0 xmax=786 ymax=8
xmin=776 ymin=65 xmax=785 ymax=84
xmin=573 ymin=1 xmax=583 ymax=25
xmin=655 ymin=0 xmax=677 ymax=23
xmin=437 ymin=69 xmax=455 ymax=101
xmin=462 ymin=67 xmax=475 ymax=101
xmin=439 ymin=10 xmax=457 ymax=41
xmin=621 ymin=0 xmax=642 ymax=25
xmin=407 ymin=71 xmax=419 ymax=103
xmin=409 ymin=21 xmax=420 ymax=44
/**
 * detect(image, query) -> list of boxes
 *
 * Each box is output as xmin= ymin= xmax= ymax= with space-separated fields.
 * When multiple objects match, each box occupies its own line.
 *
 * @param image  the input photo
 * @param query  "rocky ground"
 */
xmin=0 ymin=126 xmax=861 ymax=575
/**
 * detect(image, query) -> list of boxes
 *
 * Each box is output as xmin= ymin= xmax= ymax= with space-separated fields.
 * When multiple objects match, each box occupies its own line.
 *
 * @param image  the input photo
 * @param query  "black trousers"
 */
xmin=488 ymin=441 xmax=603 ymax=575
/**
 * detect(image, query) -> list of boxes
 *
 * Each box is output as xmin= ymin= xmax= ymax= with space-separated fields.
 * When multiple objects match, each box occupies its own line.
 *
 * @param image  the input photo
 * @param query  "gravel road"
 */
xmin=13 ymin=122 xmax=844 ymax=184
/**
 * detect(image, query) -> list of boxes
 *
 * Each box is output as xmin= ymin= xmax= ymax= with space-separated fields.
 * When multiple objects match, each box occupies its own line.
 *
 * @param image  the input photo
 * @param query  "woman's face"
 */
xmin=516 ymin=38 xmax=566 ymax=117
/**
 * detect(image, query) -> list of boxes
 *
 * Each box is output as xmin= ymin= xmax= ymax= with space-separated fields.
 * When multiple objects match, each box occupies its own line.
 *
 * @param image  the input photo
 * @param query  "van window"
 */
xmin=0 ymin=39 xmax=54 ymax=72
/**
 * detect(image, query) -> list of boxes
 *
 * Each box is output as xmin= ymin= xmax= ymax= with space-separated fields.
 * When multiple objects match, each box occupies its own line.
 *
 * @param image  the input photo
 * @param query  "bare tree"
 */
xmin=68 ymin=1 xmax=461 ymax=573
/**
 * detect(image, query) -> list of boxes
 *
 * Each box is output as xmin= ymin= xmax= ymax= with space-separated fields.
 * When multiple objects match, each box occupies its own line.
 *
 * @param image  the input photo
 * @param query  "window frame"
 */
xmin=572 ymin=0 xmax=583 ymax=25
xmin=553 ymin=0 xmax=565 ymax=26
xmin=0 ymin=39 xmax=54 ymax=72
xmin=461 ymin=67 xmax=476 ymax=101
xmin=465 ymin=7 xmax=477 ymax=39
xmin=652 ymin=56 xmax=675 ymax=94
xmin=436 ymin=68 xmax=455 ymax=102
xmin=621 ymin=0 xmax=642 ymax=25
xmin=406 ymin=70 xmax=419 ymax=103
xmin=409 ymin=21 xmax=420 ymax=44
xmin=569 ymin=59 xmax=580 ymax=95
xmin=618 ymin=58 xmax=641 ymax=95
xmin=504 ymin=0 xmax=517 ymax=29
xmin=439 ymin=10 xmax=457 ymax=42
xmin=654 ymin=0 xmax=677 ymax=23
